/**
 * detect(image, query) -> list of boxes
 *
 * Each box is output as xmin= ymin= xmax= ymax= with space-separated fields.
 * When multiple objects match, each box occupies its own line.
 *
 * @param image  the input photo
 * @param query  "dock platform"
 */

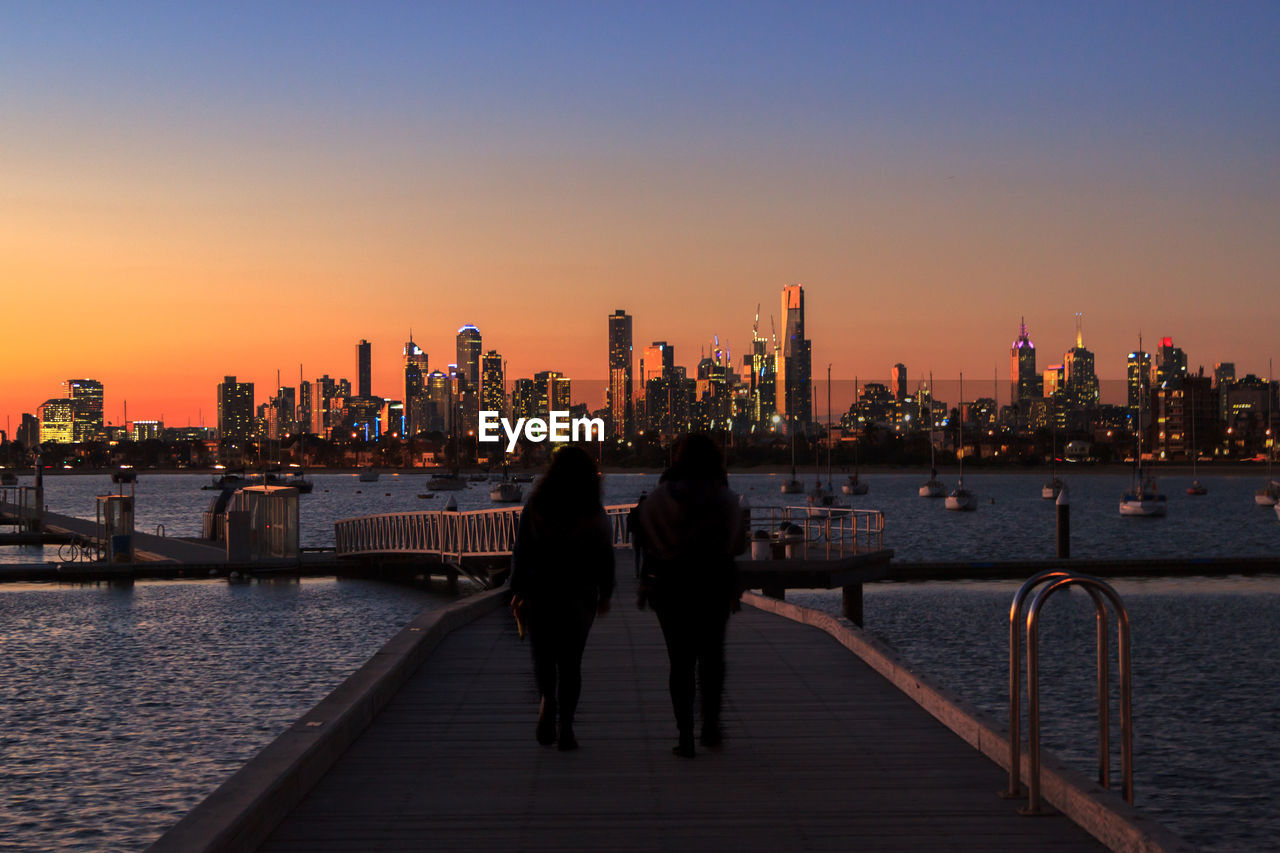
xmin=149 ymin=550 xmax=1190 ymax=853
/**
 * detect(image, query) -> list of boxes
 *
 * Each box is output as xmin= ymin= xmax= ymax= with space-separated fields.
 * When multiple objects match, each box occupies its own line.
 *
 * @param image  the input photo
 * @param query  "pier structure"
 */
xmin=148 ymin=550 xmax=1188 ymax=853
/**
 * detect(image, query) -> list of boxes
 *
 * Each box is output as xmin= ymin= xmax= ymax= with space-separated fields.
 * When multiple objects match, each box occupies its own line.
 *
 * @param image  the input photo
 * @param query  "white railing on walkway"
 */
xmin=335 ymin=504 xmax=639 ymax=560
xmin=335 ymin=503 xmax=883 ymax=562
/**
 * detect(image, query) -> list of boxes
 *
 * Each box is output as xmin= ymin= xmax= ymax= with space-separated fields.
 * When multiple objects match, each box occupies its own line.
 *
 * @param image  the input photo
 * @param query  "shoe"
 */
xmin=699 ymin=724 xmax=722 ymax=749
xmin=672 ymin=733 xmax=696 ymax=758
xmin=558 ymin=725 xmax=579 ymax=751
xmin=536 ymin=699 xmax=557 ymax=746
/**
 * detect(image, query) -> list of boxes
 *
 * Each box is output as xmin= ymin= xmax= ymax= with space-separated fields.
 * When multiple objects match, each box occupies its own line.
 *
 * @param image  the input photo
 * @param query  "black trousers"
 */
xmin=528 ymin=600 xmax=596 ymax=724
xmin=654 ymin=596 xmax=730 ymax=735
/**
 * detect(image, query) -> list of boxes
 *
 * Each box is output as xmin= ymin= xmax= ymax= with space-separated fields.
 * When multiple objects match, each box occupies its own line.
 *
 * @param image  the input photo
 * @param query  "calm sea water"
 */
xmin=2 ymin=471 xmax=1278 ymax=850
xmin=0 ymin=578 xmax=456 ymax=852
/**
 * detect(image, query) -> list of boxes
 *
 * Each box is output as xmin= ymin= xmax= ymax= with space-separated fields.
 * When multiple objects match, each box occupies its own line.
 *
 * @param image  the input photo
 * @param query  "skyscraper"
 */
xmin=38 ymin=398 xmax=74 ymax=444
xmin=357 ymin=339 xmax=372 ymax=398
xmin=64 ymin=379 xmax=104 ymax=442
xmin=404 ymin=337 xmax=428 ymax=436
xmin=456 ymin=325 xmax=482 ymax=389
xmin=891 ymin=364 xmax=908 ymax=402
xmin=607 ymin=309 xmax=633 ymax=437
xmin=1062 ymin=314 xmax=1099 ymax=407
xmin=311 ymin=375 xmax=336 ymax=434
xmin=641 ymin=342 xmax=673 ymax=384
xmin=1126 ymin=349 xmax=1153 ymax=416
xmin=1010 ymin=319 xmax=1040 ymax=405
xmin=1155 ymin=337 xmax=1188 ymax=389
xmin=776 ymin=284 xmax=812 ymax=426
xmin=217 ymin=376 xmax=254 ymax=444
xmin=481 ymin=350 xmax=505 ymax=416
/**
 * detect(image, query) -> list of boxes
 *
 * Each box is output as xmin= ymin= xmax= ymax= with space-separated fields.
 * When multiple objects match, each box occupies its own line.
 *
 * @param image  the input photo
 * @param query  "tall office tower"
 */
xmin=217 ymin=376 xmax=255 ymax=444
xmin=745 ymin=319 xmax=776 ymax=424
xmin=1155 ymin=337 xmax=1188 ymax=389
xmin=641 ymin=342 xmax=674 ymax=384
xmin=1213 ymin=362 xmax=1236 ymax=422
xmin=268 ymin=386 xmax=296 ymax=440
xmin=1010 ymin=319 xmax=1041 ymax=405
xmin=456 ymin=325 xmax=482 ymax=389
xmin=425 ymin=370 xmax=451 ymax=433
xmin=1062 ymin=314 xmax=1099 ymax=407
xmin=38 ymin=398 xmax=74 ymax=443
xmin=356 ymin=339 xmax=372 ymax=398
xmin=337 ymin=378 xmax=351 ymax=399
xmin=607 ymin=309 xmax=633 ymax=437
xmin=891 ymin=364 xmax=908 ymax=402
xmin=480 ymin=350 xmax=505 ymax=415
xmin=311 ymin=375 xmax=336 ymax=434
xmin=18 ymin=413 xmax=40 ymax=448
xmin=297 ymin=381 xmax=312 ymax=432
xmin=1126 ymin=349 xmax=1153 ymax=422
xmin=64 ymin=379 xmax=104 ymax=441
xmin=776 ymin=284 xmax=812 ymax=425
xmin=512 ymin=378 xmax=538 ymax=420
xmin=1043 ymin=365 xmax=1065 ymax=399
xmin=404 ymin=337 xmax=429 ymax=436
xmin=532 ymin=371 xmax=571 ymax=417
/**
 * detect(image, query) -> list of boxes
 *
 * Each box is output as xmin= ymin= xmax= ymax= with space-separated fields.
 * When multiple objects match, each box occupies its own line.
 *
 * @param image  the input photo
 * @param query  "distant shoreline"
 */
xmin=8 ymin=462 xmax=1274 ymax=477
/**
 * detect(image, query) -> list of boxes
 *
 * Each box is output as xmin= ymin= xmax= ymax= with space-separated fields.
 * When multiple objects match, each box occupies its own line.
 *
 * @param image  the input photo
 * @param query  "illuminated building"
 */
xmin=891 ymin=364 xmax=908 ymax=402
xmin=1062 ymin=314 xmax=1099 ymax=408
xmin=1213 ymin=362 xmax=1236 ymax=422
xmin=776 ymin=283 xmax=812 ymax=426
xmin=357 ymin=339 xmax=372 ymax=398
xmin=1156 ymin=374 xmax=1214 ymax=459
xmin=1043 ymin=365 xmax=1064 ymax=399
xmin=1156 ymin=337 xmax=1188 ymax=389
xmin=533 ymin=371 xmax=571 ymax=418
xmin=38 ymin=398 xmax=74 ymax=444
xmin=298 ymin=381 xmax=312 ymax=433
xmin=425 ymin=370 xmax=450 ymax=433
xmin=512 ymin=379 xmax=537 ymax=420
xmin=1010 ymin=319 xmax=1041 ymax=405
xmin=216 ymin=376 xmax=254 ymax=445
xmin=267 ymin=386 xmax=296 ymax=440
xmin=607 ymin=309 xmax=633 ymax=437
xmin=404 ymin=336 xmax=429 ymax=436
xmin=18 ymin=413 xmax=40 ymax=448
xmin=64 ymin=379 xmax=104 ymax=441
xmin=311 ymin=375 xmax=336 ymax=434
xmin=481 ymin=350 xmax=505 ymax=416
xmin=130 ymin=420 xmax=163 ymax=441
xmin=456 ymin=325 xmax=482 ymax=389
xmin=1126 ymin=350 xmax=1153 ymax=415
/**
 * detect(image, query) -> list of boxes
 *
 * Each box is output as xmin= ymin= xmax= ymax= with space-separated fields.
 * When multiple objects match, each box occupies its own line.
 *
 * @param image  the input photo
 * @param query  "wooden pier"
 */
xmin=151 ymin=552 xmax=1186 ymax=853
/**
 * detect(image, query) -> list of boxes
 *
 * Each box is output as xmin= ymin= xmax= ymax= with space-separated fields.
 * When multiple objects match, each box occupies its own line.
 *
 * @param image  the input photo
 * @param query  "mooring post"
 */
xmin=1055 ymin=485 xmax=1070 ymax=559
xmin=842 ymin=583 xmax=864 ymax=627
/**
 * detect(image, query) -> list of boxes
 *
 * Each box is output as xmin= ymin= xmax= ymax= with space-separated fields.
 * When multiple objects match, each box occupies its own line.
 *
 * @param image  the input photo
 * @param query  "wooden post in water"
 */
xmin=842 ymin=583 xmax=863 ymax=626
xmin=1056 ymin=486 xmax=1070 ymax=559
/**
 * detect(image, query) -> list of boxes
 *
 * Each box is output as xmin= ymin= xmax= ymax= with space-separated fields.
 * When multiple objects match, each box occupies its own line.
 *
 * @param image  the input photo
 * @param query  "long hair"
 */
xmin=526 ymin=444 xmax=602 ymax=523
xmin=663 ymin=433 xmax=727 ymax=485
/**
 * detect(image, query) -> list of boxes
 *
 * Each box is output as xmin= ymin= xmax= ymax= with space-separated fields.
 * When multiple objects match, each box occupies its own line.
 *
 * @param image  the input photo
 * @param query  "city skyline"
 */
xmin=3 ymin=4 xmax=1279 ymax=430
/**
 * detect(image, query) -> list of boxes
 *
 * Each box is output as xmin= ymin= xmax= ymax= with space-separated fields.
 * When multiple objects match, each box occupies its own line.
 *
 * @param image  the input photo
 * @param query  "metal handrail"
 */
xmin=744 ymin=505 xmax=885 ymax=557
xmin=1005 ymin=572 xmax=1133 ymax=815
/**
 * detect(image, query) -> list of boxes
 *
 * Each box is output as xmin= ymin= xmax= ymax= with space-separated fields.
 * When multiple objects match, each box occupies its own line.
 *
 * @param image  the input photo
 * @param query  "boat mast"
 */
xmin=826 ymin=364 xmax=833 ymax=491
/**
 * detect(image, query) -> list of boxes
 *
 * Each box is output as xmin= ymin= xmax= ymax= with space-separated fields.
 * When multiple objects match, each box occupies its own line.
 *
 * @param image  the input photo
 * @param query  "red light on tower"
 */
xmin=1161 ymin=337 xmax=1173 ymax=348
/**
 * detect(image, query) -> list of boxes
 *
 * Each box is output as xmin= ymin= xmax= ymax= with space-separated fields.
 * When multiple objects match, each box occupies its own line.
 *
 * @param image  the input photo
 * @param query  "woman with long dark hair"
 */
xmin=634 ymin=434 xmax=745 ymax=757
xmin=509 ymin=445 xmax=615 ymax=751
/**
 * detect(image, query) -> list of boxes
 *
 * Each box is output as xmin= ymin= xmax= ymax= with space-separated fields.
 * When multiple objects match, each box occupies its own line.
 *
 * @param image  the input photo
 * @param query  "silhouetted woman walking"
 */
xmin=634 ymin=434 xmax=745 ymax=757
xmin=510 ymin=446 xmax=615 ymax=750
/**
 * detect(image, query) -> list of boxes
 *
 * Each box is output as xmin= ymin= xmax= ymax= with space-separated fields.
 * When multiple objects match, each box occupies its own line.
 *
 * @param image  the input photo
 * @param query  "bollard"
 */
xmin=1055 ymin=485 xmax=1070 ymax=558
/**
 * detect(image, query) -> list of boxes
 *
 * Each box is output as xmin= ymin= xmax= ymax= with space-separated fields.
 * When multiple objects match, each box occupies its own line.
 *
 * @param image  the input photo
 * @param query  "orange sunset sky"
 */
xmin=2 ymin=3 xmax=1278 ymax=431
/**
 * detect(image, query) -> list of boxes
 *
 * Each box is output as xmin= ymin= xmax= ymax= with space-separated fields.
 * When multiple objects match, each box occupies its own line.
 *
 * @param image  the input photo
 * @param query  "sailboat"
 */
xmin=919 ymin=372 xmax=946 ymax=498
xmin=1120 ymin=335 xmax=1167 ymax=517
xmin=842 ymin=374 xmax=869 ymax=495
xmin=944 ymin=373 xmax=977 ymax=511
xmin=1255 ymin=359 xmax=1279 ymax=507
xmin=490 ymin=463 xmax=523 ymax=503
xmin=1186 ymin=385 xmax=1207 ymax=496
xmin=1041 ymin=425 xmax=1063 ymax=499
xmin=807 ymin=366 xmax=847 ymax=514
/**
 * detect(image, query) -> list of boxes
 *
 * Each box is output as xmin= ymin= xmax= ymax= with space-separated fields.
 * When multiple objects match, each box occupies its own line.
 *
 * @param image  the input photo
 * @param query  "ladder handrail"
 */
xmin=1016 ymin=574 xmax=1133 ymax=815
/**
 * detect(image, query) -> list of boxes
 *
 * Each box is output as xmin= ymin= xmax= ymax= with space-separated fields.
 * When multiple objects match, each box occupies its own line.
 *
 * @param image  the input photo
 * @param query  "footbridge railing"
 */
xmin=335 ymin=504 xmax=640 ymax=561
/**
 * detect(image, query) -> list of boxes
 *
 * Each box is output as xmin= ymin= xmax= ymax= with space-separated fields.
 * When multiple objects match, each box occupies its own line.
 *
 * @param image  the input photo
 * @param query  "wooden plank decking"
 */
xmin=260 ymin=560 xmax=1104 ymax=852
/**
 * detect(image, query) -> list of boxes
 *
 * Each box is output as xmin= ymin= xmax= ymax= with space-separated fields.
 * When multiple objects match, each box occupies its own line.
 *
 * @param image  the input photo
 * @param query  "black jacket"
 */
xmin=510 ymin=507 xmax=615 ymax=606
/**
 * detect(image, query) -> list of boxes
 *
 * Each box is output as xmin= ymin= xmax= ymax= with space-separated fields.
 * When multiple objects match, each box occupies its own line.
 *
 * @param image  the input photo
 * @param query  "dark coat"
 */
xmin=510 ymin=506 xmax=615 ymax=608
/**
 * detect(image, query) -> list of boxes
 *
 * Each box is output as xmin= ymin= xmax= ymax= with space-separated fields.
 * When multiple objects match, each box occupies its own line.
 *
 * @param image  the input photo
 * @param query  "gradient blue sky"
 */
xmin=2 ymin=2 xmax=1278 ymax=425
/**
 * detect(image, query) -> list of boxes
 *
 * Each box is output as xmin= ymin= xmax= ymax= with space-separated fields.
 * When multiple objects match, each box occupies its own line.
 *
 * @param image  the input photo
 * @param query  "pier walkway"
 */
xmin=253 ymin=556 xmax=1109 ymax=853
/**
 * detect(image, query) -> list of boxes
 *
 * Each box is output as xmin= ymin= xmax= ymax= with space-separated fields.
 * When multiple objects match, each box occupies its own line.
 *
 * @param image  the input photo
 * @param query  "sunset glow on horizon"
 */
xmin=3 ymin=2 xmax=1278 ymax=430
